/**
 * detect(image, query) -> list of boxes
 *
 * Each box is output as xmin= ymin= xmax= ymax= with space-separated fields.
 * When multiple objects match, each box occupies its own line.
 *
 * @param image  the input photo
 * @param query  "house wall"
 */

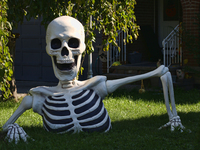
xmin=181 ymin=0 xmax=200 ymax=66
xmin=13 ymin=18 xmax=56 ymax=82
xmin=126 ymin=0 xmax=156 ymax=62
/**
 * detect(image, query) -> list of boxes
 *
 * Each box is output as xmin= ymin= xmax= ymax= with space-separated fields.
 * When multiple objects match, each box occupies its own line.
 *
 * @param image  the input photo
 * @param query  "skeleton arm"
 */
xmin=159 ymin=72 xmax=185 ymax=131
xmin=106 ymin=65 xmax=185 ymax=131
xmin=106 ymin=65 xmax=168 ymax=93
xmin=2 ymin=95 xmax=33 ymax=143
xmin=3 ymin=96 xmax=33 ymax=131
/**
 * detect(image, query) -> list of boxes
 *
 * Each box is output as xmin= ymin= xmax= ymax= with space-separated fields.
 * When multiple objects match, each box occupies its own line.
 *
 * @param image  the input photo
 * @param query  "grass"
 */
xmin=0 ymin=88 xmax=200 ymax=150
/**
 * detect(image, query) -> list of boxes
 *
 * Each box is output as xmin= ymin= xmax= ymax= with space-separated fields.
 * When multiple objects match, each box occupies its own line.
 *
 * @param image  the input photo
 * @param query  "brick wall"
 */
xmin=181 ymin=0 xmax=200 ymax=66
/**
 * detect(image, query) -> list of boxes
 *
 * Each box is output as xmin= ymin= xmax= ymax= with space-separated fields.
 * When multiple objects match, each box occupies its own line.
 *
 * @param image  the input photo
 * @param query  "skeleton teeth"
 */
xmin=57 ymin=59 xmax=74 ymax=64
xmin=53 ymin=56 xmax=76 ymax=71
xmin=72 ymin=51 xmax=81 ymax=55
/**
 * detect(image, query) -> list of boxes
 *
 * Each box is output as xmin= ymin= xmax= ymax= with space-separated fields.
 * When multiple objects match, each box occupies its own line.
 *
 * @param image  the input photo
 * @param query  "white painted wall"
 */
xmin=157 ymin=0 xmax=179 ymax=47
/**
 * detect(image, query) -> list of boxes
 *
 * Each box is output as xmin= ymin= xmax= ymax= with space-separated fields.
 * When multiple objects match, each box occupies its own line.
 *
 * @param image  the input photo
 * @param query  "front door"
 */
xmin=158 ymin=0 xmax=181 ymax=47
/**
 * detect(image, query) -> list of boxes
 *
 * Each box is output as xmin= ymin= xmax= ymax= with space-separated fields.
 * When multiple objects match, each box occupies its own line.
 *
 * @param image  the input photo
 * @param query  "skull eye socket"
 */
xmin=68 ymin=38 xmax=79 ymax=48
xmin=51 ymin=38 xmax=61 ymax=49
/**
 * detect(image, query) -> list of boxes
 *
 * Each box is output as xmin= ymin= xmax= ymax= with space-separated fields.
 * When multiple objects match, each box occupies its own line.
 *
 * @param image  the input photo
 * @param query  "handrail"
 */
xmin=162 ymin=24 xmax=182 ymax=67
xmin=107 ymin=31 xmax=126 ymax=73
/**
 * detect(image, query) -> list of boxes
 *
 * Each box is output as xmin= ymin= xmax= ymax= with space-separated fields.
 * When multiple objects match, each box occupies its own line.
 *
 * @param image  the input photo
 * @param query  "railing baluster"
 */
xmin=162 ymin=24 xmax=180 ymax=67
xmin=171 ymin=40 xmax=173 ymax=64
xmin=113 ymin=45 xmax=114 ymax=64
xmin=178 ymin=33 xmax=179 ymax=64
xmin=120 ymin=32 xmax=124 ymax=62
xmin=170 ymin=41 xmax=171 ymax=66
xmin=167 ymin=42 xmax=169 ymax=66
xmin=107 ymin=46 xmax=109 ymax=73
xmin=124 ymin=32 xmax=126 ymax=63
xmin=163 ymin=40 xmax=165 ymax=66
xmin=175 ymin=35 xmax=177 ymax=64
xmin=111 ymin=44 xmax=112 ymax=67
xmin=119 ymin=32 xmax=121 ymax=62
xmin=180 ymin=38 xmax=182 ymax=65
xmin=106 ymin=30 xmax=127 ymax=71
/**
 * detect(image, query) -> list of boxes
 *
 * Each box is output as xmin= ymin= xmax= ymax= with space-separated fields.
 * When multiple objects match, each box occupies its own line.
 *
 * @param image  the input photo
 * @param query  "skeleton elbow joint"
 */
xmin=21 ymin=95 xmax=33 ymax=110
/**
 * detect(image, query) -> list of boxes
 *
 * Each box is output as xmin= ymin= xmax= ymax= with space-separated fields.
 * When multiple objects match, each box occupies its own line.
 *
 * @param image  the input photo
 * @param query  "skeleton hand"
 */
xmin=5 ymin=123 xmax=29 ymax=144
xmin=158 ymin=116 xmax=185 ymax=132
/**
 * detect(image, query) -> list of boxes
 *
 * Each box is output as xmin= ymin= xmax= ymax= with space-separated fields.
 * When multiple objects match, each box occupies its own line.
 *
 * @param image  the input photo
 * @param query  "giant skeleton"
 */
xmin=3 ymin=16 xmax=185 ymax=144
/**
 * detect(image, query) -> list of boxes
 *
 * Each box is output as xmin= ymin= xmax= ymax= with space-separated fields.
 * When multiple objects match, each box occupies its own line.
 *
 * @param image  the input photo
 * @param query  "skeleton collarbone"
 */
xmin=30 ymin=76 xmax=110 ymax=133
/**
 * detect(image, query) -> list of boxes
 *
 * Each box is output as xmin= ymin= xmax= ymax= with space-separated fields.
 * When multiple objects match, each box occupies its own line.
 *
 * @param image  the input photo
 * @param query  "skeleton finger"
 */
xmin=14 ymin=127 xmax=20 ymax=144
xmin=21 ymin=127 xmax=29 ymax=138
xmin=5 ymin=126 xmax=12 ymax=140
xmin=158 ymin=121 xmax=171 ymax=130
xmin=179 ymin=123 xmax=185 ymax=130
xmin=177 ymin=121 xmax=185 ymax=132
xmin=8 ymin=127 xmax=15 ymax=142
xmin=7 ymin=124 xmax=12 ymax=130
xmin=21 ymin=126 xmax=35 ymax=141
xmin=14 ymin=123 xmax=19 ymax=128
xmin=170 ymin=117 xmax=177 ymax=131
xmin=18 ymin=127 xmax=28 ymax=142
xmin=14 ymin=123 xmax=20 ymax=144
xmin=171 ymin=124 xmax=175 ymax=131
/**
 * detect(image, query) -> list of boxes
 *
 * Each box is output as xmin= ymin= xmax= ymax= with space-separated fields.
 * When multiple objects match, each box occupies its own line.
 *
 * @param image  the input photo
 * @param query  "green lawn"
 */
xmin=0 ymin=88 xmax=200 ymax=150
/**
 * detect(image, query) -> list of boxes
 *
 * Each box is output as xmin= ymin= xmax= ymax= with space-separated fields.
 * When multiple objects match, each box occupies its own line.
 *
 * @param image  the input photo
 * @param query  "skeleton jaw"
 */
xmin=53 ymin=56 xmax=78 ymax=72
xmin=52 ymin=55 xmax=79 ymax=82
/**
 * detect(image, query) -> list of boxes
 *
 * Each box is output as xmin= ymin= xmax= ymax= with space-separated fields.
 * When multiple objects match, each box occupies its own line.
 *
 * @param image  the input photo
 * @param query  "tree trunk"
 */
xmin=7 ymin=33 xmax=20 ymax=101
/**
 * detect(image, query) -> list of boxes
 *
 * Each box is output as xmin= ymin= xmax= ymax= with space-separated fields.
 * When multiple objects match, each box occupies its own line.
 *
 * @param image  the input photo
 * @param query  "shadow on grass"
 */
xmin=110 ymin=112 xmax=200 ymax=149
xmin=111 ymin=112 xmax=200 ymax=132
xmin=0 ymin=112 xmax=199 ymax=150
xmin=108 ymin=88 xmax=200 ymax=105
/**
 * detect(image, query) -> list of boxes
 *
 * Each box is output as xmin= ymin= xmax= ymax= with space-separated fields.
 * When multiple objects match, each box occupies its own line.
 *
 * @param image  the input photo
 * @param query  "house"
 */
xmin=13 ymin=0 xmax=200 ymax=89
xmin=103 ymin=0 xmax=200 ymax=88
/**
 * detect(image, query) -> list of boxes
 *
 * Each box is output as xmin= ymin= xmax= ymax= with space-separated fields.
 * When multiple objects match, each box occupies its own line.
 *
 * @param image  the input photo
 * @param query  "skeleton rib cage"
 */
xmin=41 ymin=89 xmax=111 ymax=133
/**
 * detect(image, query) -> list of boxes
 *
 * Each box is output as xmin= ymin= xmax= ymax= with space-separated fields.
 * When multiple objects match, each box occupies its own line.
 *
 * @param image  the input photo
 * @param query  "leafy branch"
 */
xmin=7 ymin=0 xmax=139 ymax=54
xmin=0 ymin=0 xmax=13 ymax=100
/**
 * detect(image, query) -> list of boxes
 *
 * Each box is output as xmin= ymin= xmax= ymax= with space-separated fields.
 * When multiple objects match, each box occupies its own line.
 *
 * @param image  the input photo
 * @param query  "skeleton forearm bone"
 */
xmin=160 ymin=72 xmax=177 ymax=120
xmin=3 ymin=95 xmax=33 ymax=131
xmin=106 ymin=65 xmax=168 ymax=93
xmin=159 ymin=71 xmax=185 ymax=131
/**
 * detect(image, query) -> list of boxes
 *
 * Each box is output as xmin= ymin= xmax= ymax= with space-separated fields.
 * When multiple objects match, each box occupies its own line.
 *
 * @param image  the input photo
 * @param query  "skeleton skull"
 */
xmin=46 ymin=16 xmax=86 ymax=81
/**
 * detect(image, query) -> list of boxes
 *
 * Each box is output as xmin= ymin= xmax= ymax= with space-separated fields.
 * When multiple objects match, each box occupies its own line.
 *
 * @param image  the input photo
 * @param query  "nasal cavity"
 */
xmin=61 ymin=47 xmax=69 ymax=56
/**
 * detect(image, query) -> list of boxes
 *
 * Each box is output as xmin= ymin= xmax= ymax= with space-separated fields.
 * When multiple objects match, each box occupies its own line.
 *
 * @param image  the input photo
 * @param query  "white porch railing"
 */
xmin=107 ymin=31 xmax=126 ymax=73
xmin=162 ymin=24 xmax=182 ymax=67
